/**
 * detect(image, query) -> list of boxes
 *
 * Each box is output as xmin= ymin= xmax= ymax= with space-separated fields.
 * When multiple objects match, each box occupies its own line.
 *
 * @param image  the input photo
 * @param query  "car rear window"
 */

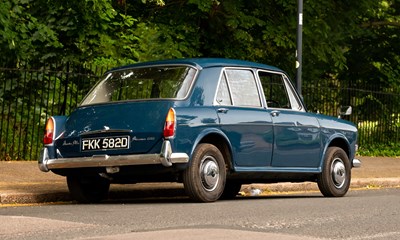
xmin=81 ymin=65 xmax=197 ymax=106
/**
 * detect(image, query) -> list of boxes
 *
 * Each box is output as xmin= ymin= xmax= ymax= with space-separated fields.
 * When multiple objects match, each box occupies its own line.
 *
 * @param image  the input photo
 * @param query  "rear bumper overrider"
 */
xmin=352 ymin=158 xmax=361 ymax=168
xmin=38 ymin=140 xmax=189 ymax=172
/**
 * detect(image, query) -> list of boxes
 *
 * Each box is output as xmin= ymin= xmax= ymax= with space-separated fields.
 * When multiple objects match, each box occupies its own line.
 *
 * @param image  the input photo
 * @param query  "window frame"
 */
xmin=214 ymin=67 xmax=263 ymax=108
xmin=256 ymin=70 xmax=305 ymax=112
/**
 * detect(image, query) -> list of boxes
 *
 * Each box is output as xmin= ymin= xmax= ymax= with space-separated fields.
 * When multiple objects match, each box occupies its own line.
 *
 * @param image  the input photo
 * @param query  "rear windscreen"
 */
xmin=81 ymin=65 xmax=197 ymax=106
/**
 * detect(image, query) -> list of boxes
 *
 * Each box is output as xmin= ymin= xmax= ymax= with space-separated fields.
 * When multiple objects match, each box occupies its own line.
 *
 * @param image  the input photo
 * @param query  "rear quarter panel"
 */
xmin=171 ymin=67 xmax=223 ymax=158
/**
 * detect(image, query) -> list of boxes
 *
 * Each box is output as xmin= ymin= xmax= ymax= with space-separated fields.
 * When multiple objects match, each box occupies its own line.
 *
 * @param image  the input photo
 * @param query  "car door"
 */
xmin=258 ymin=71 xmax=322 ymax=168
xmin=215 ymin=68 xmax=274 ymax=167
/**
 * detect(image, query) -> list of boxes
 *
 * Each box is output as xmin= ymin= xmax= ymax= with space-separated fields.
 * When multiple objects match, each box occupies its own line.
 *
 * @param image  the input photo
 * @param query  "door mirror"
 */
xmin=338 ymin=106 xmax=352 ymax=118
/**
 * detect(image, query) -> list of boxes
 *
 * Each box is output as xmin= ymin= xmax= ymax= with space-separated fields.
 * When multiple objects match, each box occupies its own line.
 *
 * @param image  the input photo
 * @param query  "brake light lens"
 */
xmin=163 ymin=108 xmax=176 ymax=139
xmin=43 ymin=117 xmax=55 ymax=145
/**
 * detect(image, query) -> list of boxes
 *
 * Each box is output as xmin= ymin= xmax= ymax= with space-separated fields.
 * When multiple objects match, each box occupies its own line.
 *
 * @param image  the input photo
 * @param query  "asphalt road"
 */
xmin=0 ymin=188 xmax=399 ymax=240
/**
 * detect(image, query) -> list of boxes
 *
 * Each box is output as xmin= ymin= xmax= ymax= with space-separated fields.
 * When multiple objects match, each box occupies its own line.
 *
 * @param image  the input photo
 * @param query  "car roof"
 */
xmin=110 ymin=58 xmax=283 ymax=72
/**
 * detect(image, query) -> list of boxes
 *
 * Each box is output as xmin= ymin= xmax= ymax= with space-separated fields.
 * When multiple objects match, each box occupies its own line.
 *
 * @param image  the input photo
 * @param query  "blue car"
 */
xmin=38 ymin=58 xmax=360 ymax=203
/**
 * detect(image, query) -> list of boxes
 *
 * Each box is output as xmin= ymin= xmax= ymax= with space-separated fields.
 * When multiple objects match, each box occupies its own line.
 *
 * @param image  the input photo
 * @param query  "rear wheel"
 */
xmin=67 ymin=175 xmax=110 ymax=203
xmin=183 ymin=143 xmax=226 ymax=202
xmin=317 ymin=147 xmax=351 ymax=197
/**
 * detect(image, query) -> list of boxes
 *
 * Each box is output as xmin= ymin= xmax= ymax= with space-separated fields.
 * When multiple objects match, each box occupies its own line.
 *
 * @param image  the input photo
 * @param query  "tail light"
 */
xmin=43 ymin=117 xmax=55 ymax=145
xmin=163 ymin=108 xmax=176 ymax=139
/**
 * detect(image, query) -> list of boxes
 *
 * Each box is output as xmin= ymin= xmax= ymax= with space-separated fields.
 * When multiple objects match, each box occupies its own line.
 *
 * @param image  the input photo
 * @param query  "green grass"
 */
xmin=357 ymin=143 xmax=400 ymax=157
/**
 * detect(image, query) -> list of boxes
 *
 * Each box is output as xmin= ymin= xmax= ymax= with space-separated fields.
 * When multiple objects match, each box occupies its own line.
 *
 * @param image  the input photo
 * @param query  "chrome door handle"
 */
xmin=217 ymin=108 xmax=229 ymax=113
xmin=271 ymin=110 xmax=280 ymax=117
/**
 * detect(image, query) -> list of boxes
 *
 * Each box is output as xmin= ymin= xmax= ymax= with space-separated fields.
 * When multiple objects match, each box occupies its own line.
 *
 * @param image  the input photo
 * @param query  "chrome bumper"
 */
xmin=352 ymin=158 xmax=361 ymax=168
xmin=38 ymin=140 xmax=189 ymax=172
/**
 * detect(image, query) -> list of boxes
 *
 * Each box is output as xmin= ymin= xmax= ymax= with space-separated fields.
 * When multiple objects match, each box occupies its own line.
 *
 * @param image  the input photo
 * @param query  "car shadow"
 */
xmin=94 ymin=187 xmax=323 ymax=205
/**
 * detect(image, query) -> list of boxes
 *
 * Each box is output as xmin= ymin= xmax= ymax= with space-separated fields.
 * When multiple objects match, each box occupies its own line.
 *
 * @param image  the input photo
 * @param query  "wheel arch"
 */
xmin=191 ymin=129 xmax=234 ymax=172
xmin=320 ymin=135 xmax=351 ymax=168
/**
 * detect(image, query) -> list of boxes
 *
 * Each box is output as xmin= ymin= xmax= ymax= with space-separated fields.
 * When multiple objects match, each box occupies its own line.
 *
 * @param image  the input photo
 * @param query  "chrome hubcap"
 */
xmin=331 ymin=158 xmax=346 ymax=188
xmin=200 ymin=156 xmax=220 ymax=192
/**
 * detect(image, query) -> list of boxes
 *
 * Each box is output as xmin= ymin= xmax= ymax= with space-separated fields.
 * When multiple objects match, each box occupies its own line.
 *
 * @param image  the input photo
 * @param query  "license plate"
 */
xmin=81 ymin=136 xmax=130 ymax=151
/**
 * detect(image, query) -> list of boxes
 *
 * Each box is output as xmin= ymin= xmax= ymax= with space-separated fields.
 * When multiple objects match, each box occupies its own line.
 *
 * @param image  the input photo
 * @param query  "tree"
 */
xmin=118 ymin=0 xmax=380 ymax=79
xmin=0 ymin=0 xmax=61 ymax=66
xmin=0 ymin=0 xmax=387 ymax=78
xmin=338 ymin=0 xmax=400 ymax=145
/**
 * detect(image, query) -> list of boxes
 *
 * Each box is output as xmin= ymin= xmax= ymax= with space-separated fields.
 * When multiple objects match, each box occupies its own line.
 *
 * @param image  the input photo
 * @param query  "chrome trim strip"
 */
xmin=38 ymin=147 xmax=49 ymax=172
xmin=80 ymin=129 xmax=133 ymax=136
xmin=38 ymin=140 xmax=189 ymax=172
xmin=352 ymin=158 xmax=361 ymax=168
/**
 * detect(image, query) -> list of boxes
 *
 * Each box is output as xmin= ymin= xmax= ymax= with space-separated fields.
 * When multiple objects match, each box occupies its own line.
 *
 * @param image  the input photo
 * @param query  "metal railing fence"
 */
xmin=0 ymin=63 xmax=105 ymax=160
xmin=1 ymin=63 xmax=399 ymax=160
xmin=303 ymin=79 xmax=400 ymax=148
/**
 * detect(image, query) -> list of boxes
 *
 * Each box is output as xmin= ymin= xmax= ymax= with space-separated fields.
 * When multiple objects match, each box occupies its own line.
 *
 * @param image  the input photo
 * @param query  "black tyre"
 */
xmin=220 ymin=181 xmax=242 ymax=199
xmin=67 ymin=175 xmax=110 ymax=203
xmin=183 ymin=143 xmax=226 ymax=202
xmin=317 ymin=147 xmax=351 ymax=197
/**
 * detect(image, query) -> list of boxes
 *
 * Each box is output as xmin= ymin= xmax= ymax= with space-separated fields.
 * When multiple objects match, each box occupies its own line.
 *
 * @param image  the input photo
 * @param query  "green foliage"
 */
xmin=0 ymin=0 xmax=61 ymax=64
xmin=357 ymin=143 xmax=400 ymax=157
xmin=1 ymin=0 xmax=395 ymax=81
xmin=337 ymin=0 xmax=400 ymax=143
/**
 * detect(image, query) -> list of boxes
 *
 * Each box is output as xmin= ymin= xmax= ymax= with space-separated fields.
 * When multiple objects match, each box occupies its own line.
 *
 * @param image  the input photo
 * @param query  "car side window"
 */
xmin=224 ymin=69 xmax=261 ymax=107
xmin=216 ymin=73 xmax=233 ymax=105
xmin=283 ymin=75 xmax=302 ymax=111
xmin=258 ymin=71 xmax=291 ymax=109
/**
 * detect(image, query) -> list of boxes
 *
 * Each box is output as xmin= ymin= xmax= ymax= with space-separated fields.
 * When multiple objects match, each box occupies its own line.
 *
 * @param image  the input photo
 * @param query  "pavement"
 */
xmin=1 ymin=156 xmax=399 ymax=205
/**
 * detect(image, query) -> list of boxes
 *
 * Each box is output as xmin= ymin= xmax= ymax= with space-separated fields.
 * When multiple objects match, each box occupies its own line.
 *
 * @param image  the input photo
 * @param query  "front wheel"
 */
xmin=317 ymin=147 xmax=351 ymax=197
xmin=67 ymin=175 xmax=110 ymax=203
xmin=183 ymin=143 xmax=226 ymax=202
